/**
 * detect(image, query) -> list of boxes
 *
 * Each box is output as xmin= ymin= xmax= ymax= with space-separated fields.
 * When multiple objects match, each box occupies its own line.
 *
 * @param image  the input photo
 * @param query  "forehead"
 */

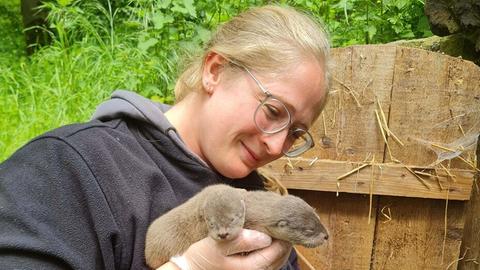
xmin=261 ymin=60 xmax=326 ymax=127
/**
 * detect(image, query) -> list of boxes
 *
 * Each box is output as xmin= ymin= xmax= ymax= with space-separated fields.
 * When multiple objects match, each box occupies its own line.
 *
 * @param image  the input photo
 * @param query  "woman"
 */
xmin=0 ymin=5 xmax=329 ymax=270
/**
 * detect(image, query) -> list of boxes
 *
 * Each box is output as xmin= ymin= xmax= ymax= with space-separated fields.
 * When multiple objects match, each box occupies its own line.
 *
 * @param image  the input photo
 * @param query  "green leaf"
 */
xmin=158 ymin=0 xmax=172 ymax=9
xmin=171 ymin=0 xmax=197 ymax=18
xmin=417 ymin=16 xmax=433 ymax=37
xmin=183 ymin=0 xmax=197 ymax=18
xmin=56 ymin=0 xmax=72 ymax=6
xmin=196 ymin=26 xmax=211 ymax=44
xmin=400 ymin=30 xmax=415 ymax=38
xmin=152 ymin=12 xmax=174 ymax=30
xmin=395 ymin=0 xmax=410 ymax=9
xmin=138 ymin=38 xmax=158 ymax=52
xmin=366 ymin=25 xmax=377 ymax=40
xmin=171 ymin=3 xmax=187 ymax=15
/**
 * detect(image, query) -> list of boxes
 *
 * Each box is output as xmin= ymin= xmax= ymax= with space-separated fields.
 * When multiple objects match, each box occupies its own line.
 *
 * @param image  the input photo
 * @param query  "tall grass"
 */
xmin=0 ymin=1 xmax=182 ymax=160
xmin=0 ymin=0 xmax=431 ymax=161
xmin=0 ymin=0 xmax=265 ymax=161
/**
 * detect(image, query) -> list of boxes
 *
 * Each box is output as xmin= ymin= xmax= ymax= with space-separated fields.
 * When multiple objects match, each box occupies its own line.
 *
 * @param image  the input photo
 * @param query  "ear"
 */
xmin=202 ymin=51 xmax=227 ymax=95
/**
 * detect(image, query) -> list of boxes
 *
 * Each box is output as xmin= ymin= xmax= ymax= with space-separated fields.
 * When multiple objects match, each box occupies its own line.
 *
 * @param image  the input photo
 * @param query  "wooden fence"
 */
xmin=261 ymin=45 xmax=480 ymax=270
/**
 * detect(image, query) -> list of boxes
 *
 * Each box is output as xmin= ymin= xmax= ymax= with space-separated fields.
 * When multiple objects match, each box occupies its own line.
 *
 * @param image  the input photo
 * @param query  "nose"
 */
xmin=217 ymin=232 xmax=229 ymax=239
xmin=263 ymin=128 xmax=290 ymax=156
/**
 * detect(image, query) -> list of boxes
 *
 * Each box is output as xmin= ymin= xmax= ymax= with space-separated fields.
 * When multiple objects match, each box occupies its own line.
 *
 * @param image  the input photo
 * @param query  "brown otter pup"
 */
xmin=244 ymin=190 xmax=328 ymax=248
xmin=145 ymin=184 xmax=328 ymax=268
xmin=145 ymin=184 xmax=246 ymax=269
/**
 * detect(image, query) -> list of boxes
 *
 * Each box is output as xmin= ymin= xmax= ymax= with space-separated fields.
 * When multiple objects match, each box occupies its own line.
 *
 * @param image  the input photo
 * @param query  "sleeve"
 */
xmin=0 ymin=137 xmax=117 ymax=270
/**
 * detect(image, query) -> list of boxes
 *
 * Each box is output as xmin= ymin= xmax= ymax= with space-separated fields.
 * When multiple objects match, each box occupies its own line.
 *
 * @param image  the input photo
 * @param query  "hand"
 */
xmin=177 ymin=229 xmax=292 ymax=270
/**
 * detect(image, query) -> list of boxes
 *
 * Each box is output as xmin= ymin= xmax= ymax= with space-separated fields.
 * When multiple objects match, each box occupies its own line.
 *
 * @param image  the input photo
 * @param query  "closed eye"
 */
xmin=304 ymin=229 xmax=315 ymax=236
xmin=263 ymin=103 xmax=281 ymax=119
xmin=289 ymin=128 xmax=307 ymax=140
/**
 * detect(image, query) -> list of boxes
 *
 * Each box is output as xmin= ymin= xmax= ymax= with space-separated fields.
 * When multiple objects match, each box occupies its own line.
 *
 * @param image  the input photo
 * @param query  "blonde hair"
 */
xmin=174 ymin=5 xmax=330 ymax=115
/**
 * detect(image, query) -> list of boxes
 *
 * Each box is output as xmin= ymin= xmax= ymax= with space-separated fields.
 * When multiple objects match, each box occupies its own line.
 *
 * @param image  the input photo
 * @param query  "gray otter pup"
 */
xmin=145 ymin=185 xmax=329 ymax=268
xmin=244 ymin=190 xmax=328 ymax=248
xmin=145 ymin=184 xmax=246 ymax=269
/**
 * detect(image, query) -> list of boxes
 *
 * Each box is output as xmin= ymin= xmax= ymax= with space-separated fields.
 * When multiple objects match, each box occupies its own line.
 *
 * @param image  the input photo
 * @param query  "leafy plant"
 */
xmin=0 ymin=0 xmax=432 ymax=161
xmin=288 ymin=0 xmax=432 ymax=45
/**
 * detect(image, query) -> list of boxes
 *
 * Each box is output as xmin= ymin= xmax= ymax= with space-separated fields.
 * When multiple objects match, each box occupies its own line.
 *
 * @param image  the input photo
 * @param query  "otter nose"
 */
xmin=217 ymin=232 xmax=229 ymax=239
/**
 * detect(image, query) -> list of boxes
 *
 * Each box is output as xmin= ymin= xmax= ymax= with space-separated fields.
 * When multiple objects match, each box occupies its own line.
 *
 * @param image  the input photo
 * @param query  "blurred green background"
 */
xmin=0 ymin=0 xmax=432 ymax=161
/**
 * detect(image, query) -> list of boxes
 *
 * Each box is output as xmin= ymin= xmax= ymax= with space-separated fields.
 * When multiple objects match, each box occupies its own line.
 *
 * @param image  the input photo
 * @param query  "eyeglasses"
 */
xmin=241 ymin=66 xmax=315 ymax=157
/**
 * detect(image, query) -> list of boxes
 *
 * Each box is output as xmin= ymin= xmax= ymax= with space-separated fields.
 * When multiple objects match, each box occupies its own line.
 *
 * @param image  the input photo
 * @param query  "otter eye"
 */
xmin=276 ymin=220 xmax=288 ymax=227
xmin=305 ymin=229 xmax=315 ymax=236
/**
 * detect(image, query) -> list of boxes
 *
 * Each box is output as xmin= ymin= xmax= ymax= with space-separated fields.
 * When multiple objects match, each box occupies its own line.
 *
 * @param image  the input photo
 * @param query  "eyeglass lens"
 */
xmin=254 ymin=97 xmax=290 ymax=133
xmin=283 ymin=129 xmax=312 ymax=157
xmin=253 ymin=97 xmax=313 ymax=157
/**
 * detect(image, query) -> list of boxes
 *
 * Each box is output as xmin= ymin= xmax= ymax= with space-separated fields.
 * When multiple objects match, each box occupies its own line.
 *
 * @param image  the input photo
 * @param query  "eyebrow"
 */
xmin=240 ymin=64 xmax=311 ymax=129
xmin=268 ymin=91 xmax=314 ymax=130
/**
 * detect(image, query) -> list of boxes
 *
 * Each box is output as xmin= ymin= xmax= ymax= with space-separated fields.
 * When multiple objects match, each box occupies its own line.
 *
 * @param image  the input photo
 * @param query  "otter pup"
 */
xmin=145 ymin=184 xmax=328 ymax=268
xmin=145 ymin=184 xmax=246 ymax=269
xmin=244 ymin=190 xmax=328 ymax=248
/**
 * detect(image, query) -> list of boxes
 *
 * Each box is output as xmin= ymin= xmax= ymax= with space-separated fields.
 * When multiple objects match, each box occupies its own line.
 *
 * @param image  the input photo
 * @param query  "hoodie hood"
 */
xmin=92 ymin=90 xmax=208 ymax=166
xmin=92 ymin=90 xmax=173 ymax=133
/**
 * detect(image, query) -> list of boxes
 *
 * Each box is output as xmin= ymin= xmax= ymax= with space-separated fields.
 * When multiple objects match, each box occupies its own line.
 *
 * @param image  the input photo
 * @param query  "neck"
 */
xmin=165 ymin=93 xmax=208 ymax=165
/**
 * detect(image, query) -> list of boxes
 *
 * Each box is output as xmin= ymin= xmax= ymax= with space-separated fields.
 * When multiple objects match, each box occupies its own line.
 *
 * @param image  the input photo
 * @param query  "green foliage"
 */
xmin=0 ymin=0 xmax=431 ymax=161
xmin=288 ymin=0 xmax=432 ymax=45
xmin=0 ymin=0 xmax=25 ymax=66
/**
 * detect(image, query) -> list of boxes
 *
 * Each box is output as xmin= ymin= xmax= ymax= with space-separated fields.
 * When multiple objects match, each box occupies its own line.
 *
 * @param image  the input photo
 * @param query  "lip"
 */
xmin=241 ymin=141 xmax=260 ymax=165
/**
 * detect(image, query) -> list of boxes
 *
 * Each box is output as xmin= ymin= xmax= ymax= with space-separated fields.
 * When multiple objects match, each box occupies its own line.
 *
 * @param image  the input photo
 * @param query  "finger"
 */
xmin=246 ymin=240 xmax=292 ymax=269
xmin=219 ymin=229 xmax=272 ymax=256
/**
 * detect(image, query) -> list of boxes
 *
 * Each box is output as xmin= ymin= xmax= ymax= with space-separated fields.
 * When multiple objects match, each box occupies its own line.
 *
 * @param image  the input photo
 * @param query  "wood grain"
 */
xmin=261 ymin=159 xmax=474 ymax=200
xmin=458 ymin=137 xmax=480 ymax=270
xmin=260 ymin=45 xmax=480 ymax=270
xmin=371 ymin=196 xmax=465 ymax=270
xmin=290 ymin=189 xmax=376 ymax=270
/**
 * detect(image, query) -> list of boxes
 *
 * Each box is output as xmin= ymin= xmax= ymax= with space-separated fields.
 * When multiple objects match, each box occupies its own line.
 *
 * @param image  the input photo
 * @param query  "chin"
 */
xmin=217 ymin=163 xmax=253 ymax=179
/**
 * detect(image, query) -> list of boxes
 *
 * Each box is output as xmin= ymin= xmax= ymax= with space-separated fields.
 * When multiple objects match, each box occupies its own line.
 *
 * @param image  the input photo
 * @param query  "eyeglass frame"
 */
xmin=233 ymin=63 xmax=315 ymax=157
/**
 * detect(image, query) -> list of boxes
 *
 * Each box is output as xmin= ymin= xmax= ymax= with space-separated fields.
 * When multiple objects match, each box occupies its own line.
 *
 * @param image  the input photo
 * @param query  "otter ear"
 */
xmin=276 ymin=220 xmax=288 ymax=227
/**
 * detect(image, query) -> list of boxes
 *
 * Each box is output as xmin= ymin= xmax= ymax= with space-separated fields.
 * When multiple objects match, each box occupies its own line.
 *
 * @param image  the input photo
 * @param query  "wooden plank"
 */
xmin=370 ymin=47 xmax=477 ymax=270
xmin=371 ymin=196 xmax=465 ymax=270
xmin=458 ymin=137 xmax=480 ymax=270
xmin=258 ymin=45 xmax=480 ymax=270
xmin=308 ymin=46 xmax=395 ymax=162
xmin=261 ymin=159 xmax=474 ymax=200
xmin=290 ymin=189 xmax=376 ymax=270
xmin=387 ymin=47 xmax=479 ymax=169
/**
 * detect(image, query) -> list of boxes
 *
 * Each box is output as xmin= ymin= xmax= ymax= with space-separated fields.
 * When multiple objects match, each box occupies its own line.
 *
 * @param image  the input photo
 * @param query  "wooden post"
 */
xmin=260 ymin=45 xmax=480 ymax=269
xmin=458 ymin=136 xmax=480 ymax=270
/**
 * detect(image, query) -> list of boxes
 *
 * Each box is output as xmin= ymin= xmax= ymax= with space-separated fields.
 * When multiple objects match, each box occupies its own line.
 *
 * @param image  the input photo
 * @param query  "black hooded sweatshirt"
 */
xmin=0 ymin=90 xmax=298 ymax=270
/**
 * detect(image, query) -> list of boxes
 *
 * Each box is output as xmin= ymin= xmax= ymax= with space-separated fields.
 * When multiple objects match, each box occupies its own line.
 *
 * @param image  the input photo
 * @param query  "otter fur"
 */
xmin=145 ymin=184 xmax=328 ymax=268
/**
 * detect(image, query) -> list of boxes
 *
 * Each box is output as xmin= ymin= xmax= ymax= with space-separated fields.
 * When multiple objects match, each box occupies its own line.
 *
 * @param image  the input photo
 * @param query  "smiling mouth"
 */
xmin=241 ymin=142 xmax=259 ymax=162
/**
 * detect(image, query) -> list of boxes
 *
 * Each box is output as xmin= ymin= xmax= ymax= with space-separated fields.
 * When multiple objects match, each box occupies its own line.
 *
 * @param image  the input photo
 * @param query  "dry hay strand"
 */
xmin=336 ymin=163 xmax=371 ymax=181
xmin=446 ymin=247 xmax=469 ymax=270
xmin=374 ymin=109 xmax=397 ymax=162
xmin=441 ymin=183 xmax=450 ymax=265
xmin=368 ymin=156 xmax=376 ymax=225
xmin=332 ymin=76 xmax=362 ymax=108
xmin=404 ymin=165 xmax=431 ymax=189
xmin=380 ymin=205 xmax=392 ymax=223
xmin=374 ymin=96 xmax=404 ymax=147
xmin=294 ymin=247 xmax=316 ymax=270
xmin=260 ymin=171 xmax=289 ymax=196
